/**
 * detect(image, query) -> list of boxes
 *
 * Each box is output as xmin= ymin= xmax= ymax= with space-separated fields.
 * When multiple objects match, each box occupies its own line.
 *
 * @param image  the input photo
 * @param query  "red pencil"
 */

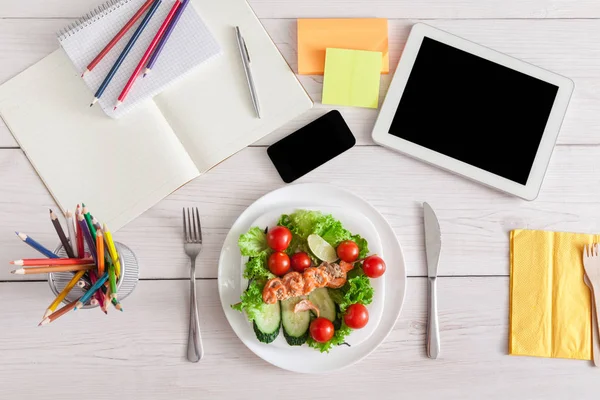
xmin=11 ymin=258 xmax=94 ymax=266
xmin=114 ymin=0 xmax=182 ymax=109
xmin=82 ymin=0 xmax=155 ymax=77
xmin=75 ymin=205 xmax=84 ymax=257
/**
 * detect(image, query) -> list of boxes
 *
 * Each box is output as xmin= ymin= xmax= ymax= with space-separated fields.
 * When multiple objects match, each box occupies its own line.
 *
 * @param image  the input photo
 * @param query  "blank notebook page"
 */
xmin=59 ymin=0 xmax=221 ymax=118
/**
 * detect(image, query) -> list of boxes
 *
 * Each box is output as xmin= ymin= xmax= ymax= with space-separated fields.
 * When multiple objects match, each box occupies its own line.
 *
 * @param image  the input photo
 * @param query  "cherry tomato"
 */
xmin=267 ymin=226 xmax=292 ymax=251
xmin=290 ymin=252 xmax=311 ymax=272
xmin=344 ymin=303 xmax=369 ymax=329
xmin=362 ymin=255 xmax=386 ymax=278
xmin=336 ymin=240 xmax=359 ymax=262
xmin=309 ymin=317 xmax=335 ymax=343
xmin=268 ymin=252 xmax=291 ymax=276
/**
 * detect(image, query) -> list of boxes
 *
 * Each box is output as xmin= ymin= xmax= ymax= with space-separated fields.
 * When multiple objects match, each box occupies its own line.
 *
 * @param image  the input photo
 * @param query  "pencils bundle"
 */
xmin=11 ymin=204 xmax=124 ymax=326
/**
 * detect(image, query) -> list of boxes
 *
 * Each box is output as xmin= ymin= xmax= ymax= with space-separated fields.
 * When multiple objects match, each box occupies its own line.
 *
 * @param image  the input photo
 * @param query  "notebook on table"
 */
xmin=0 ymin=0 xmax=313 ymax=231
xmin=59 ymin=0 xmax=222 ymax=118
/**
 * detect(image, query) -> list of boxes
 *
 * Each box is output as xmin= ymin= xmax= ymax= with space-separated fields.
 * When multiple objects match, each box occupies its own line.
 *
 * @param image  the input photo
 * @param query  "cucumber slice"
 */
xmin=281 ymin=297 xmax=310 ymax=346
xmin=309 ymin=288 xmax=336 ymax=322
xmin=253 ymin=302 xmax=281 ymax=344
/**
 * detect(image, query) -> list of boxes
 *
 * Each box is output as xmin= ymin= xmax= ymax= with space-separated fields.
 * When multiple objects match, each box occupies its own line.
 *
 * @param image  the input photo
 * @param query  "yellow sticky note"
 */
xmin=297 ymin=18 xmax=389 ymax=75
xmin=509 ymin=229 xmax=596 ymax=360
xmin=322 ymin=48 xmax=382 ymax=109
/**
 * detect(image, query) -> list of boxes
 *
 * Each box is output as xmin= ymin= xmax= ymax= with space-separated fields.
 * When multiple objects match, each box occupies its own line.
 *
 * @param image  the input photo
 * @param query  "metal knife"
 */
xmin=423 ymin=202 xmax=441 ymax=359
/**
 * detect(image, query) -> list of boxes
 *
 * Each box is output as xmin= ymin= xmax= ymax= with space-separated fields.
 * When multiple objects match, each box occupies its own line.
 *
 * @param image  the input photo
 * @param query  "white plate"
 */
xmin=244 ymin=206 xmax=385 ymax=348
xmin=218 ymin=183 xmax=407 ymax=373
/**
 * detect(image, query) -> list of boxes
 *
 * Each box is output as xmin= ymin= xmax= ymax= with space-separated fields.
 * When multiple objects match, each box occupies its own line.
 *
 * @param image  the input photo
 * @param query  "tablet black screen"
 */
xmin=388 ymin=37 xmax=559 ymax=185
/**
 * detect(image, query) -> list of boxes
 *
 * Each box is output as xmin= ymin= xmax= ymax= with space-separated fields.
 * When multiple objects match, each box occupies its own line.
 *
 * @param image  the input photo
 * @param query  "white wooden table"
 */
xmin=1 ymin=1 xmax=600 ymax=398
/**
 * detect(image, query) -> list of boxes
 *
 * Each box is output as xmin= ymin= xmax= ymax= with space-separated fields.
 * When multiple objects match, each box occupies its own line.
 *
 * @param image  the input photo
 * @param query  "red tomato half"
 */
xmin=336 ymin=240 xmax=359 ymax=262
xmin=268 ymin=252 xmax=291 ymax=276
xmin=344 ymin=303 xmax=369 ymax=329
xmin=267 ymin=226 xmax=292 ymax=252
xmin=310 ymin=317 xmax=335 ymax=343
xmin=362 ymin=255 xmax=386 ymax=278
xmin=290 ymin=252 xmax=311 ymax=273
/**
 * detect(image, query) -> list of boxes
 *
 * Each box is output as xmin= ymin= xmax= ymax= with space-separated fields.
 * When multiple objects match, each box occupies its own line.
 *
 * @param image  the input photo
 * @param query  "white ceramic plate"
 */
xmin=217 ymin=183 xmax=407 ymax=373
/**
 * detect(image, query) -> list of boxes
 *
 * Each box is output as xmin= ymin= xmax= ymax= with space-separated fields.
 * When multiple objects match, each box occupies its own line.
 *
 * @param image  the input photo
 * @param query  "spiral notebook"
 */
xmin=59 ymin=0 xmax=222 ymax=118
xmin=0 ymin=0 xmax=313 ymax=231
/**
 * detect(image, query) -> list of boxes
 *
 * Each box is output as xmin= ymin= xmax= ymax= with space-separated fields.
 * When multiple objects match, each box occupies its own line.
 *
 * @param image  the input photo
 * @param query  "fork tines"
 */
xmin=585 ymin=243 xmax=599 ymax=257
xmin=183 ymin=207 xmax=202 ymax=243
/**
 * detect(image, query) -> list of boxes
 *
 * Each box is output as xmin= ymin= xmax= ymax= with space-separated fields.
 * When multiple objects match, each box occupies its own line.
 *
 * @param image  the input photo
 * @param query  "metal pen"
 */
xmin=235 ymin=26 xmax=261 ymax=118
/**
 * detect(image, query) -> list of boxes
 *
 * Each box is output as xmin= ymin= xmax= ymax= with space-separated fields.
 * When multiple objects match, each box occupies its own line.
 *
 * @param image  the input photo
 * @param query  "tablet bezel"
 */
xmin=372 ymin=23 xmax=574 ymax=200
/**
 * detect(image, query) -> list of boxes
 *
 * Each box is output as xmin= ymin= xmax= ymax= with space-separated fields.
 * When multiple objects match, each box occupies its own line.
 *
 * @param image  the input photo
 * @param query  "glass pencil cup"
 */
xmin=49 ymin=242 xmax=139 ymax=309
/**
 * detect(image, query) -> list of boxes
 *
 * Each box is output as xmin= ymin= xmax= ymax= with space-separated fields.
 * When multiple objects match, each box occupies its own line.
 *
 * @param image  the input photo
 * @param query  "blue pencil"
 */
xmin=74 ymin=272 xmax=109 ymax=310
xmin=77 ymin=212 xmax=98 ymax=261
xmin=90 ymin=0 xmax=163 ymax=107
xmin=143 ymin=0 xmax=190 ymax=77
xmin=16 ymin=232 xmax=59 ymax=259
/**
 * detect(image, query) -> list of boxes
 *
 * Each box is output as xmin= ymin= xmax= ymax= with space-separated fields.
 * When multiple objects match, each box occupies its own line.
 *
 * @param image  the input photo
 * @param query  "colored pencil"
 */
xmin=102 ymin=285 xmax=110 ymax=314
xmin=89 ymin=271 xmax=107 ymax=314
xmin=75 ymin=205 xmax=84 ymax=257
xmin=114 ymin=0 xmax=180 ymax=109
xmin=82 ymin=0 xmax=156 ymax=77
xmin=11 ymin=264 xmax=95 ymax=275
xmin=75 ymin=272 xmax=109 ymax=310
xmin=109 ymin=263 xmax=118 ymax=301
xmin=90 ymin=0 xmax=163 ymax=107
xmin=77 ymin=212 xmax=97 ymax=261
xmin=82 ymin=204 xmax=97 ymax=239
xmin=43 ymin=270 xmax=86 ymax=319
xmin=77 ymin=279 xmax=91 ymax=290
xmin=104 ymin=224 xmax=121 ymax=278
xmin=65 ymin=209 xmax=78 ymax=257
xmin=96 ymin=229 xmax=105 ymax=276
xmin=15 ymin=232 xmax=59 ymax=259
xmin=11 ymin=258 xmax=94 ymax=266
xmin=143 ymin=0 xmax=190 ymax=77
xmin=39 ymin=299 xmax=78 ymax=326
xmin=50 ymin=209 xmax=75 ymax=258
xmin=92 ymin=217 xmax=102 ymax=231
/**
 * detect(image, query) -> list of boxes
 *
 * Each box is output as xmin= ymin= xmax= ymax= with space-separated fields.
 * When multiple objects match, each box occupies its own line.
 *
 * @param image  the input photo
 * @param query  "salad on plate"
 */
xmin=231 ymin=209 xmax=387 ymax=353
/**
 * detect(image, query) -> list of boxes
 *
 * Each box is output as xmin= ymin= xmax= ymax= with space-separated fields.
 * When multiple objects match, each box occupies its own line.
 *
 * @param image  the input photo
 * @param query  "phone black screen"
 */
xmin=267 ymin=110 xmax=356 ymax=183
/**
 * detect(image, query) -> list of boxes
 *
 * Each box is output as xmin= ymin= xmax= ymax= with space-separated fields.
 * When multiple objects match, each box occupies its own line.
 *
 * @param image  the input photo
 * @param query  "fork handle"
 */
xmin=593 ymin=288 xmax=600 ymax=367
xmin=187 ymin=258 xmax=203 ymax=362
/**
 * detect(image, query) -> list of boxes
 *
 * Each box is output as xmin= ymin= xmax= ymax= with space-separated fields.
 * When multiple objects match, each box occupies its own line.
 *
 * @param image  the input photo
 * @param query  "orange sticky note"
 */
xmin=297 ymin=18 xmax=389 ymax=75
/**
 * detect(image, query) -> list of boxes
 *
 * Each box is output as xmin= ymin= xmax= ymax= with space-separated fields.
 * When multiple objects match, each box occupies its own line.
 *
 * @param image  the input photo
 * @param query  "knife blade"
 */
xmin=423 ymin=202 xmax=441 ymax=359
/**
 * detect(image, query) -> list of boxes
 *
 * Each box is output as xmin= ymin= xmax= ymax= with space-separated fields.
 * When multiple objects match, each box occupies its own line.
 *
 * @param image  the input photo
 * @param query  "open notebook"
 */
xmin=59 ymin=0 xmax=222 ymax=118
xmin=0 ymin=0 xmax=313 ymax=231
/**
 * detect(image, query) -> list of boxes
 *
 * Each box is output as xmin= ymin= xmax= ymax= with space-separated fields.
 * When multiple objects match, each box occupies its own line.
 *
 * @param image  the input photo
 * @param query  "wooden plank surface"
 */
xmin=2 ymin=145 xmax=599 ymax=281
xmin=1 ymin=0 xmax=600 ymax=19
xmin=1 ymin=278 xmax=598 ymax=399
xmin=1 ymin=18 xmax=600 ymax=147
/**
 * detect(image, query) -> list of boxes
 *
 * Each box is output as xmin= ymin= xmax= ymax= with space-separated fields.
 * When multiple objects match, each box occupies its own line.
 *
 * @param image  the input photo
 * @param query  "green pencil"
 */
xmin=109 ymin=263 xmax=118 ymax=301
xmin=82 ymin=203 xmax=97 ymax=239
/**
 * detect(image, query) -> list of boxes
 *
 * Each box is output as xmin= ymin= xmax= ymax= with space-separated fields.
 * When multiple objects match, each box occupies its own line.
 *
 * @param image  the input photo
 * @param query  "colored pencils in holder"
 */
xmin=50 ymin=209 xmax=75 ymax=258
xmin=114 ymin=0 xmax=181 ymax=109
xmin=82 ymin=204 xmax=97 ymax=239
xmin=82 ymin=0 xmax=156 ymax=77
xmin=15 ymin=232 xmax=59 ymax=259
xmin=65 ymin=209 xmax=78 ymax=257
xmin=90 ymin=0 xmax=163 ymax=107
xmin=11 ymin=264 xmax=95 ymax=275
xmin=143 ymin=0 xmax=190 ymax=77
xmin=43 ymin=270 xmax=86 ymax=319
xmin=11 ymin=258 xmax=93 ymax=266
xmin=75 ymin=272 xmax=109 ymax=310
xmin=89 ymin=271 xmax=107 ymax=314
xmin=104 ymin=224 xmax=121 ymax=278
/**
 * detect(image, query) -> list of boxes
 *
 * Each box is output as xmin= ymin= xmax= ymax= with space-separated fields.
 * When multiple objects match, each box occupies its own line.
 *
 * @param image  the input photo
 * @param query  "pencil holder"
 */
xmin=48 ymin=242 xmax=139 ymax=309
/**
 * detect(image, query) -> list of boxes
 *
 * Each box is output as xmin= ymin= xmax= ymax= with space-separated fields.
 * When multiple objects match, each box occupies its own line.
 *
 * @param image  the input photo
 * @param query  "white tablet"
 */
xmin=372 ymin=23 xmax=574 ymax=200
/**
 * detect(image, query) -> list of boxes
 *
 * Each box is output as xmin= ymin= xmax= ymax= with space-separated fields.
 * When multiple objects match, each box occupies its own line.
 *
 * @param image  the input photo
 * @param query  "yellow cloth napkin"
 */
xmin=509 ymin=229 xmax=597 ymax=360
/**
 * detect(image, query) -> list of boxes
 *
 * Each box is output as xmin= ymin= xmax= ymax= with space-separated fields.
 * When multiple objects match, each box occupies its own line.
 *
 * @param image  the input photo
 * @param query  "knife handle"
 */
xmin=427 ymin=277 xmax=440 ymax=359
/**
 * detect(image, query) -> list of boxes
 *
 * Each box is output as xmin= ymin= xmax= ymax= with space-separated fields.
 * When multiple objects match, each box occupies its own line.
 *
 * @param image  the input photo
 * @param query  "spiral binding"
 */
xmin=57 ymin=0 xmax=135 ymax=42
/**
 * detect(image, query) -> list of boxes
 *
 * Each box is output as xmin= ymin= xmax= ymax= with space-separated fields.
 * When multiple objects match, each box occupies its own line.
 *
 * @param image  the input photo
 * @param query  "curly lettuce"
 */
xmin=231 ymin=280 xmax=265 ymax=322
xmin=238 ymin=227 xmax=268 ymax=257
xmin=328 ymin=269 xmax=374 ymax=312
xmin=307 ymin=324 xmax=352 ymax=353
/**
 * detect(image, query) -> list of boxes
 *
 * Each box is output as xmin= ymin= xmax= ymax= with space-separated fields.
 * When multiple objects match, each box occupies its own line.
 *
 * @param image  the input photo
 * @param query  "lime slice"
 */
xmin=307 ymin=234 xmax=337 ymax=263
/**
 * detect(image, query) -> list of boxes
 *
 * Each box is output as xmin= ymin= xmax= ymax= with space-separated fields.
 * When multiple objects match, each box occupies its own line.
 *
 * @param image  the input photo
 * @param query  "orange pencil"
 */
xmin=11 ymin=258 xmax=94 ymax=266
xmin=96 ymin=228 xmax=105 ymax=276
xmin=11 ymin=265 xmax=95 ymax=275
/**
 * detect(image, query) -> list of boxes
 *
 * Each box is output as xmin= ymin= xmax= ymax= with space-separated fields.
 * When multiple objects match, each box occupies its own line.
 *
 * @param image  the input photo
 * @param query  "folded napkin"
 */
xmin=509 ymin=229 xmax=598 ymax=360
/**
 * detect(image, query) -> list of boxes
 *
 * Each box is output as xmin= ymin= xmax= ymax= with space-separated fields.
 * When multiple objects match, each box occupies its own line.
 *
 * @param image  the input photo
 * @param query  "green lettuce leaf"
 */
xmin=243 ymin=253 xmax=273 ymax=280
xmin=238 ymin=227 xmax=268 ymax=257
xmin=328 ymin=269 xmax=374 ymax=312
xmin=307 ymin=324 xmax=352 ymax=353
xmin=231 ymin=280 xmax=265 ymax=322
xmin=351 ymin=234 xmax=369 ymax=259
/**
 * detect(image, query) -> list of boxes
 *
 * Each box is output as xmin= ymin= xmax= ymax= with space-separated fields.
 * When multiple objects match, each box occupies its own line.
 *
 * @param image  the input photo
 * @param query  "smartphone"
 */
xmin=267 ymin=110 xmax=356 ymax=183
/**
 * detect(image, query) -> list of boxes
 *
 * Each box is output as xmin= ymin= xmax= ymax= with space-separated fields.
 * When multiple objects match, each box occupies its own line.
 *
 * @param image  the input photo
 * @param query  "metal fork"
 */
xmin=583 ymin=244 xmax=600 ymax=367
xmin=183 ymin=207 xmax=204 ymax=362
